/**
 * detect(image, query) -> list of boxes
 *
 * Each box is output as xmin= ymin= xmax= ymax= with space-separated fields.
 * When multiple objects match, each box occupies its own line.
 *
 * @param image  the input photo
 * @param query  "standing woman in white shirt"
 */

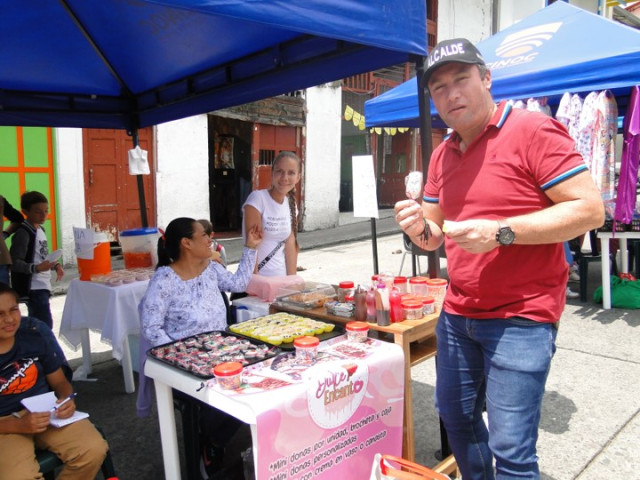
xmin=242 ymin=151 xmax=301 ymax=277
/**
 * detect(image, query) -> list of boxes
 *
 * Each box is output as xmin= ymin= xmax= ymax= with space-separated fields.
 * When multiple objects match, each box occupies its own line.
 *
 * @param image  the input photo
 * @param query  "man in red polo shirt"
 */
xmin=395 ymin=38 xmax=604 ymax=479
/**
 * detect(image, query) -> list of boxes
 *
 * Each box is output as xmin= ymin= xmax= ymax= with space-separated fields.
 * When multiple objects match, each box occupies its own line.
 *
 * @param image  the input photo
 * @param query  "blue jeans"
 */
xmin=435 ymin=312 xmax=557 ymax=480
xmin=28 ymin=289 xmax=53 ymax=329
xmin=0 ymin=264 xmax=9 ymax=286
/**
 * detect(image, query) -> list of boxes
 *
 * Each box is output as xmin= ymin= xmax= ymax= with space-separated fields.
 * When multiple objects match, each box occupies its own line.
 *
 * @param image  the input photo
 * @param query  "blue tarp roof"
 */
xmin=0 ymin=0 xmax=427 ymax=130
xmin=365 ymin=2 xmax=640 ymax=127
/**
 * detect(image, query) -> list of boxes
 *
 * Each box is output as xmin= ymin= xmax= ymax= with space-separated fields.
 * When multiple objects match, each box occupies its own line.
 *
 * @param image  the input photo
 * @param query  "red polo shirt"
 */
xmin=424 ymin=101 xmax=588 ymax=323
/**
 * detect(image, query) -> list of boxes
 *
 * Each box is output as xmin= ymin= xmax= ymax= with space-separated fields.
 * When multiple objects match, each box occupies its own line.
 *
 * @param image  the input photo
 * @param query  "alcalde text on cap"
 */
xmin=428 ymin=42 xmax=465 ymax=67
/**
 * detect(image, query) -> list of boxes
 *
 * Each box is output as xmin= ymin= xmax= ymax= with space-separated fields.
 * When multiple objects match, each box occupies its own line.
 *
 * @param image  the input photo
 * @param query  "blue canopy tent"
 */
xmin=365 ymin=1 xmax=640 ymax=128
xmin=1 ymin=0 xmax=427 ymax=130
xmin=1 ymin=0 xmax=427 ymax=226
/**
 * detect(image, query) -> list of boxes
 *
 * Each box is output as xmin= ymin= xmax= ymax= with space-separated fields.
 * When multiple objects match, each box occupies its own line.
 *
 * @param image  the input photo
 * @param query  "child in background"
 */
xmin=10 ymin=191 xmax=64 ymax=328
xmin=197 ymin=218 xmax=228 ymax=267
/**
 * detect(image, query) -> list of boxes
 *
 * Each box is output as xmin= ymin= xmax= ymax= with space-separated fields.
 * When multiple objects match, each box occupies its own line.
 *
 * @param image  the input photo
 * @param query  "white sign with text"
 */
xmin=352 ymin=155 xmax=379 ymax=219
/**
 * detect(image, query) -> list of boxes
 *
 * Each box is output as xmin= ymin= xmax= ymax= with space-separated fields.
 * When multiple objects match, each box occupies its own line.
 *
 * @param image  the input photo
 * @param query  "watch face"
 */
xmin=497 ymin=227 xmax=515 ymax=245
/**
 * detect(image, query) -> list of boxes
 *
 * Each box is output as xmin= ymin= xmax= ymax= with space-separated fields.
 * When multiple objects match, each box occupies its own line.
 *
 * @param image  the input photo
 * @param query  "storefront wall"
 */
xmin=55 ymin=117 xmax=208 ymax=266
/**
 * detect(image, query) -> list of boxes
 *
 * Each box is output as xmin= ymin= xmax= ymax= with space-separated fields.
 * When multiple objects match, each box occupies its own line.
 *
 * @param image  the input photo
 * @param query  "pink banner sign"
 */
xmin=254 ymin=340 xmax=404 ymax=480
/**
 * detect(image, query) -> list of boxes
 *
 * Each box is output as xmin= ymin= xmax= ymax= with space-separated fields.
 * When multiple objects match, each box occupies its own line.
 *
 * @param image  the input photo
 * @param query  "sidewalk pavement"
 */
xmin=47 ymin=214 xmax=640 ymax=479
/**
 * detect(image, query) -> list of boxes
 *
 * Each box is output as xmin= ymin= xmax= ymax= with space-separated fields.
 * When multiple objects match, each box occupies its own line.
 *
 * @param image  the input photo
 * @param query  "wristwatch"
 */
xmin=495 ymin=222 xmax=515 ymax=246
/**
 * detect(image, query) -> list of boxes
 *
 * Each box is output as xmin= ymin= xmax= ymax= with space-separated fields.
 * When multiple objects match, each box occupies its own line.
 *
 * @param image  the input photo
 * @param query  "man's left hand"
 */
xmin=443 ymin=219 xmax=500 ymax=254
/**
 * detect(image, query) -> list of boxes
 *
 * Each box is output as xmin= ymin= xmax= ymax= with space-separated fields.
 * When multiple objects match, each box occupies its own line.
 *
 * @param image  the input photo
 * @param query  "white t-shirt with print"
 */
xmin=31 ymin=227 xmax=51 ymax=291
xmin=242 ymin=189 xmax=291 ymax=277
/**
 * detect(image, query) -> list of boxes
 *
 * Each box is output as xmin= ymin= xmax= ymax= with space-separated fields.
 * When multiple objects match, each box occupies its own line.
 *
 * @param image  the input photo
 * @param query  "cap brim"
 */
xmin=423 ymin=59 xmax=484 ymax=86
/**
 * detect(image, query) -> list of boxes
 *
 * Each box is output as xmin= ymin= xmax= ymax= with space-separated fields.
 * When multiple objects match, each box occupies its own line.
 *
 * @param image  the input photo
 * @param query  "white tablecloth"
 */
xmin=60 ymin=278 xmax=148 ymax=358
xmin=59 ymin=278 xmax=149 ymax=392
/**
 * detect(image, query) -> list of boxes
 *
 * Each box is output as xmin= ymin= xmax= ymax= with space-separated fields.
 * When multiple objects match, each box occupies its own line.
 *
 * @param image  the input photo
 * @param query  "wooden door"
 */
xmin=83 ymin=128 xmax=155 ymax=240
xmin=377 ymin=131 xmax=413 ymax=206
xmin=252 ymin=124 xmax=303 ymax=209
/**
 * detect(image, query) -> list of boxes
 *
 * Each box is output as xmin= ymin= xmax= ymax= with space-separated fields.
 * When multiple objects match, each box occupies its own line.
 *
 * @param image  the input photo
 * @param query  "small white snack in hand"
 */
xmin=405 ymin=171 xmax=423 ymax=200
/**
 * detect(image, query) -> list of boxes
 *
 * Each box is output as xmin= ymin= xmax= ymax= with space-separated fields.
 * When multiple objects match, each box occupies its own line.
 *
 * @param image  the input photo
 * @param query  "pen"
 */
xmin=50 ymin=393 xmax=77 ymax=412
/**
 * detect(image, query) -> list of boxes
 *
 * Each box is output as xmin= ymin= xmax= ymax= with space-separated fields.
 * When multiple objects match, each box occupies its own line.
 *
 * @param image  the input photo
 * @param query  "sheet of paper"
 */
xmin=73 ymin=226 xmax=95 ymax=260
xmin=20 ymin=391 xmax=90 ymax=428
xmin=45 ymin=249 xmax=62 ymax=262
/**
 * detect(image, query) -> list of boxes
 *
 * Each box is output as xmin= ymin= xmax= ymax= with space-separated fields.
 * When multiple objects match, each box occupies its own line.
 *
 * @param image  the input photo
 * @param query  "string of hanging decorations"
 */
xmin=343 ymin=105 xmax=410 ymax=135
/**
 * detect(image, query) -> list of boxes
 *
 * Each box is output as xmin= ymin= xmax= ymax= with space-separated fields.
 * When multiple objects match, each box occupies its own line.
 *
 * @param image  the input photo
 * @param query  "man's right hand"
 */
xmin=394 ymin=199 xmax=425 ymax=238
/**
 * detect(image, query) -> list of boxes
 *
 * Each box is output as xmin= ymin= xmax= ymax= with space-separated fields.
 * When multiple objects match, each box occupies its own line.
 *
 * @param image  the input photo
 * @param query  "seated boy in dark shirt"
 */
xmin=0 ymin=282 xmax=108 ymax=479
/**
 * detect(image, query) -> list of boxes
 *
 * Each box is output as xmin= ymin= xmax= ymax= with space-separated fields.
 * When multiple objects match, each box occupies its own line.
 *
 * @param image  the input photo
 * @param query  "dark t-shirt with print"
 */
xmin=0 ymin=317 xmax=67 ymax=416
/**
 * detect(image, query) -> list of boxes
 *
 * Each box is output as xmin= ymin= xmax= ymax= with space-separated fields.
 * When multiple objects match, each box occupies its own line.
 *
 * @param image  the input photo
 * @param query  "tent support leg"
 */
xmin=130 ymin=129 xmax=149 ymax=228
xmin=415 ymin=56 xmax=439 ymax=278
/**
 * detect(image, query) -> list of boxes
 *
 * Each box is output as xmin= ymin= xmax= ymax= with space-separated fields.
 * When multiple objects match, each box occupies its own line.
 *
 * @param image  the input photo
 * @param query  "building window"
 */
xmin=259 ymin=149 xmax=275 ymax=166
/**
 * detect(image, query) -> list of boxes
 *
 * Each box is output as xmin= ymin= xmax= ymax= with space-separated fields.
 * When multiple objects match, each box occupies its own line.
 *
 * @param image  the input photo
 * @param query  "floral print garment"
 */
xmin=591 ymin=90 xmax=618 ymax=203
xmin=140 ymin=247 xmax=256 ymax=347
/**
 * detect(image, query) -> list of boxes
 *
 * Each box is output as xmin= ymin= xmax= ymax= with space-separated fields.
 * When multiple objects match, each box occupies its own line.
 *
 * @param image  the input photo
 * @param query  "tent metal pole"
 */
xmin=131 ymin=129 xmax=149 ymax=228
xmin=415 ymin=56 xmax=440 ymax=278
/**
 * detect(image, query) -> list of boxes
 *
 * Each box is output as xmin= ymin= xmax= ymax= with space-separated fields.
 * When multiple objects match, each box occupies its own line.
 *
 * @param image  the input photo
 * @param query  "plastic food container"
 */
xmin=119 ymin=228 xmax=159 ymax=269
xmin=402 ymin=300 xmax=424 ymax=320
xmin=426 ymin=278 xmax=448 ymax=312
xmin=345 ymin=321 xmax=369 ymax=342
xmin=294 ymin=336 xmax=320 ymax=363
xmin=409 ymin=276 xmax=429 ymax=296
xmin=420 ymin=296 xmax=436 ymax=315
xmin=337 ymin=281 xmax=355 ymax=302
xmin=275 ymin=282 xmax=336 ymax=309
xmin=213 ymin=362 xmax=243 ymax=390
xmin=393 ymin=276 xmax=408 ymax=293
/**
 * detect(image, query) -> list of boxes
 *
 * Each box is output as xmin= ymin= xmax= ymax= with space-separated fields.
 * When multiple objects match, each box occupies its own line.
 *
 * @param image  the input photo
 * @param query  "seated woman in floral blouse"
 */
xmin=139 ymin=216 xmax=262 ymax=476
xmin=140 ymin=216 xmax=261 ymax=345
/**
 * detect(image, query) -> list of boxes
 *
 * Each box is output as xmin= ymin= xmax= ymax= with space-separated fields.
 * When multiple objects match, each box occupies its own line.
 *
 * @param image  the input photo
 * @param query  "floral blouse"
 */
xmin=140 ymin=247 xmax=256 ymax=347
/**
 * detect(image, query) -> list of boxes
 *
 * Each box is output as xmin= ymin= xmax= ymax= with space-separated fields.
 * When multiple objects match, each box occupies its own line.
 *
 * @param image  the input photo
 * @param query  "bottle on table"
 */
xmin=366 ymin=285 xmax=376 ymax=323
xmin=390 ymin=287 xmax=403 ymax=323
xmin=375 ymin=282 xmax=390 ymax=326
xmin=354 ymin=285 xmax=368 ymax=322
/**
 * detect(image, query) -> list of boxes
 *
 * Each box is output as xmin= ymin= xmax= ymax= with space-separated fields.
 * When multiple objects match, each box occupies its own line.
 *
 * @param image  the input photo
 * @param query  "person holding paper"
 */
xmin=0 ymin=283 xmax=108 ymax=479
xmin=9 ymin=191 xmax=64 ymax=328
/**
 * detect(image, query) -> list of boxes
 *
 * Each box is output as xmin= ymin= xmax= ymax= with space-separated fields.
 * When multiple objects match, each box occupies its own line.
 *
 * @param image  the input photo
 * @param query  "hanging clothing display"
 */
xmin=526 ymin=97 xmax=551 ymax=116
xmin=575 ymin=91 xmax=599 ymax=177
xmin=591 ymin=90 xmax=618 ymax=204
xmin=614 ymin=85 xmax=640 ymax=225
xmin=556 ymin=92 xmax=584 ymax=144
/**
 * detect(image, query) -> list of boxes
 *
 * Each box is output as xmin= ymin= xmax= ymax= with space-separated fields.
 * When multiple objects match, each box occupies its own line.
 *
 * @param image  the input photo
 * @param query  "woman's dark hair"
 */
xmin=273 ymin=151 xmax=301 ymax=250
xmin=157 ymin=217 xmax=196 ymax=268
xmin=197 ymin=218 xmax=213 ymax=236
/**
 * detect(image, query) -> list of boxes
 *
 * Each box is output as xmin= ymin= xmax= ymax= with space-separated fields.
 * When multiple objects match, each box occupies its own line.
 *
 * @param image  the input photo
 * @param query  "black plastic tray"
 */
xmin=227 ymin=325 xmax=345 ymax=351
xmin=147 ymin=330 xmax=281 ymax=379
